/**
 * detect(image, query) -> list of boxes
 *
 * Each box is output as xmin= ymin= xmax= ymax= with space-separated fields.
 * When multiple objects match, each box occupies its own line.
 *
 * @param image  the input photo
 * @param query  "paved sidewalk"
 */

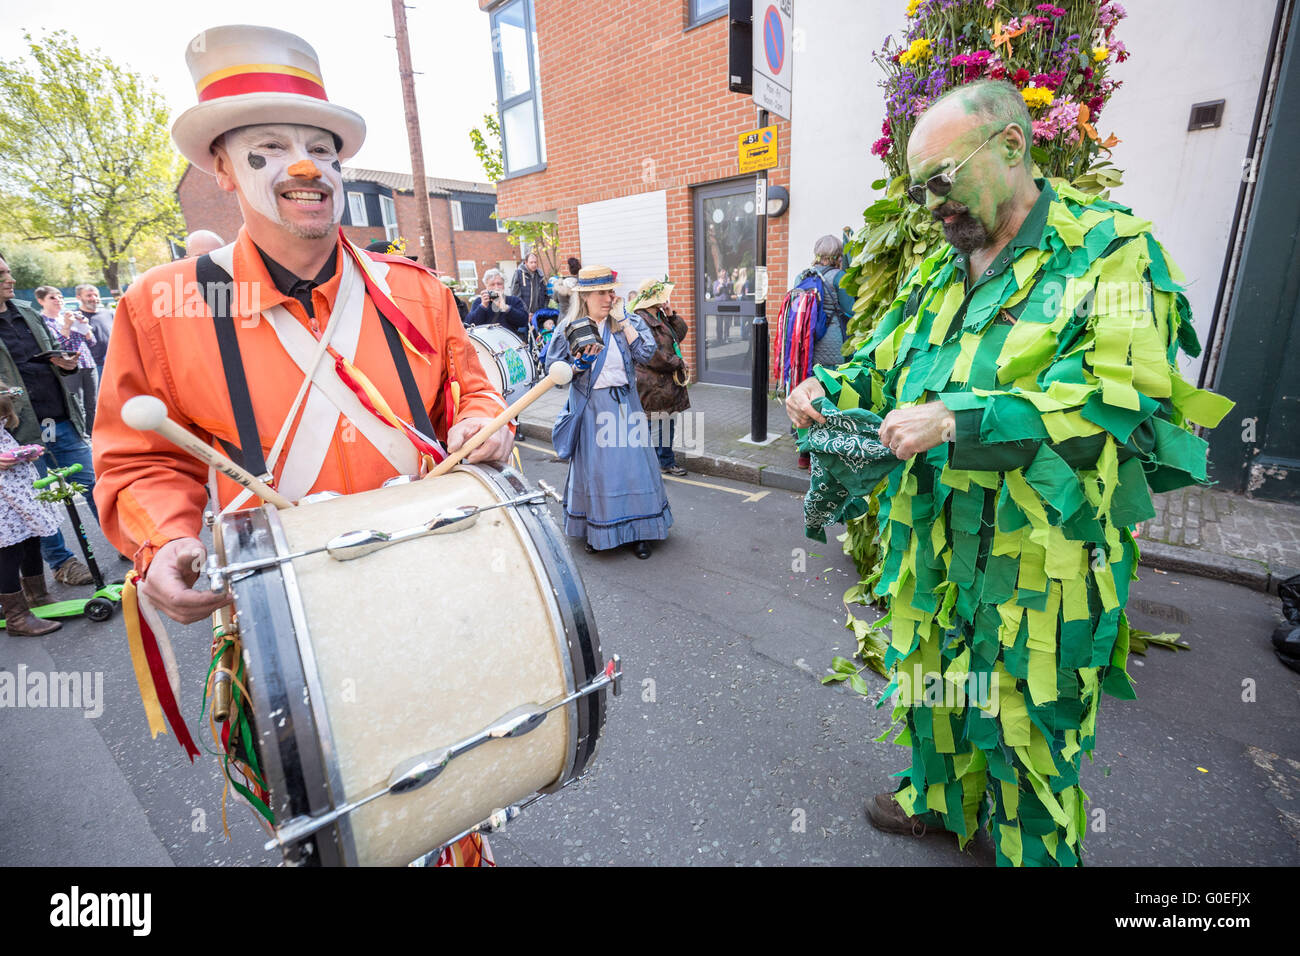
xmin=518 ymin=380 xmax=1300 ymax=593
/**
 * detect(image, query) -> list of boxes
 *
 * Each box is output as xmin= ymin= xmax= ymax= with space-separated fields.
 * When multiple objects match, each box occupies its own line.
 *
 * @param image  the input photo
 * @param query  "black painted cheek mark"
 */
xmin=247 ymin=153 xmax=266 ymax=169
xmin=331 ymin=160 xmax=341 ymax=172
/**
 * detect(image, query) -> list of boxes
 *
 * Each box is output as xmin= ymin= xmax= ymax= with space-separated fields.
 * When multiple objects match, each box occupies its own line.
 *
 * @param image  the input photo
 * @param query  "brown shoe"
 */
xmin=1 ymin=590 xmax=61 ymax=636
xmin=866 ymin=792 xmax=938 ymax=836
xmin=21 ymin=573 xmax=53 ymax=606
xmin=53 ymin=558 xmax=93 ymax=586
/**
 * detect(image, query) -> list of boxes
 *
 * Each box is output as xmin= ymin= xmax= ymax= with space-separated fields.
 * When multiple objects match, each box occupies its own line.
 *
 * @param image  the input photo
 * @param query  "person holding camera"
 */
xmin=543 ymin=266 xmax=672 ymax=559
xmin=466 ymin=267 xmax=528 ymax=338
xmin=629 ymin=277 xmax=689 ymax=476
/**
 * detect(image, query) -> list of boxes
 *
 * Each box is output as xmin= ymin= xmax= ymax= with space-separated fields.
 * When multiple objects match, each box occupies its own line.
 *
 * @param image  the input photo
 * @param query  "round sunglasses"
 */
xmin=907 ymin=128 xmax=1005 ymax=206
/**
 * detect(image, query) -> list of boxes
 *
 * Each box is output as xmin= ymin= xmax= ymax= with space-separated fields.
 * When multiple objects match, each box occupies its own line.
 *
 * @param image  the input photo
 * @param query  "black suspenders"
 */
xmin=194 ymin=252 xmax=439 ymax=477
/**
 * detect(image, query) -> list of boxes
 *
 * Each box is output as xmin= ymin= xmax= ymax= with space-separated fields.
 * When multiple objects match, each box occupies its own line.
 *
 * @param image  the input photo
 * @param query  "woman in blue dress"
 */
xmin=544 ymin=266 xmax=672 ymax=559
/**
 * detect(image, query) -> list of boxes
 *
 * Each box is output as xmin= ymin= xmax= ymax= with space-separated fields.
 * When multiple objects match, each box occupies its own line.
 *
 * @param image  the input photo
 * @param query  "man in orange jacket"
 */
xmin=93 ymin=26 xmax=513 ymax=627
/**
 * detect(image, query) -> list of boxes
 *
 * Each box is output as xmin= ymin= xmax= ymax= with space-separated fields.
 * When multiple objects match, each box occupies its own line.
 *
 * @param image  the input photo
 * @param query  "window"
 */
xmin=450 ymin=200 xmax=464 ymax=232
xmin=347 ymin=192 xmax=369 ymax=227
xmin=379 ymin=195 xmax=398 ymax=241
xmin=490 ymin=0 xmax=546 ymax=177
xmin=688 ymin=0 xmax=728 ymax=28
xmin=457 ymin=260 xmax=478 ymax=285
xmin=458 ymin=200 xmax=499 ymax=232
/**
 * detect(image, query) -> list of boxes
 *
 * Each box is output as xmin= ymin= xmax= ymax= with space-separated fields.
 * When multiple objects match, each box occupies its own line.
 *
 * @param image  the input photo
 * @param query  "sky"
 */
xmin=2 ymin=0 xmax=500 ymax=183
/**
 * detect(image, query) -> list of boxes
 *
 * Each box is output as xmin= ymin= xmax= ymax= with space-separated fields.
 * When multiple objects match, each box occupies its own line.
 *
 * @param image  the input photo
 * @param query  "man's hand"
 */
xmin=879 ymin=401 xmax=955 ymax=459
xmin=49 ymin=353 xmax=78 ymax=371
xmin=479 ymin=290 xmax=492 ymax=308
xmin=785 ymin=377 xmax=827 ymax=429
xmin=447 ymin=416 xmax=514 ymax=466
xmin=139 ymin=537 xmax=232 ymax=625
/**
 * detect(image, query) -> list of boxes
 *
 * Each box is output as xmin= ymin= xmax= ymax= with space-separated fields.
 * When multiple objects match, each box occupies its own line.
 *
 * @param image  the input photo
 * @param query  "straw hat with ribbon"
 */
xmin=172 ymin=25 xmax=366 ymax=173
xmin=573 ymin=265 xmax=619 ymax=292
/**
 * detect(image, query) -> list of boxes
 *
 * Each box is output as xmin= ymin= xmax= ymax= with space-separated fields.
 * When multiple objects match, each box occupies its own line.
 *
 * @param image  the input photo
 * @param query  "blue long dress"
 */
xmin=543 ymin=313 xmax=673 ymax=550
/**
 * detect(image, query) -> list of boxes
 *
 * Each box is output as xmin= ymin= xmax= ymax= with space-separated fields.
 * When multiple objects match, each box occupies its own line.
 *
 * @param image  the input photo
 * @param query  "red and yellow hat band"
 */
xmin=196 ymin=62 xmax=326 ymax=103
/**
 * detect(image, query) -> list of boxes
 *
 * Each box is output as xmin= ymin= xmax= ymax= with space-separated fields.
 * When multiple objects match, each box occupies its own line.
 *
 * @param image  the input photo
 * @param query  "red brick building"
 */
xmin=481 ymin=0 xmax=791 ymax=387
xmin=176 ymin=164 xmax=516 ymax=287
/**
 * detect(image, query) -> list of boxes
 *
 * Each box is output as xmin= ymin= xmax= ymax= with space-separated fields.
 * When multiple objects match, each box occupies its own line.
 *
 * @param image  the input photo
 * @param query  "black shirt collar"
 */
xmin=255 ymin=245 xmax=338 ymax=317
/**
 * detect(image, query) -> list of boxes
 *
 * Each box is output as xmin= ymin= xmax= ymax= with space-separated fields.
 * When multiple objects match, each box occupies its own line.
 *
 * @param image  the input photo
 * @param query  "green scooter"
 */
xmin=0 ymin=463 xmax=123 ymax=627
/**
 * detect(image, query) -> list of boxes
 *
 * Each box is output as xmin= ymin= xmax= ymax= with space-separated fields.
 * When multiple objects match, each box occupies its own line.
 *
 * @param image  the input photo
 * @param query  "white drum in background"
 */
xmin=215 ymin=465 xmax=606 ymax=866
xmin=468 ymin=324 xmax=537 ymax=406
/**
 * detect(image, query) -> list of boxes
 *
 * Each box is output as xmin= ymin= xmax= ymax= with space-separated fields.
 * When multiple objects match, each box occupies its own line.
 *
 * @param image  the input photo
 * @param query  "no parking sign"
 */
xmin=752 ymin=0 xmax=792 ymax=120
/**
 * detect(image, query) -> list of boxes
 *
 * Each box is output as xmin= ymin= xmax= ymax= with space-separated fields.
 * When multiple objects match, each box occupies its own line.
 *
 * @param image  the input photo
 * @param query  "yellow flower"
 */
xmin=906 ymin=0 xmax=923 ymax=16
xmin=899 ymin=37 xmax=933 ymax=66
xmin=1093 ymin=45 xmax=1109 ymax=61
xmin=1021 ymin=86 xmax=1054 ymax=110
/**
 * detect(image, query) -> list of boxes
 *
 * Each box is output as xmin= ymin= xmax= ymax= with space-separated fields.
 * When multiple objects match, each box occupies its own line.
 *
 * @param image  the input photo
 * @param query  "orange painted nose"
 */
xmin=287 ymin=159 xmax=322 ymax=179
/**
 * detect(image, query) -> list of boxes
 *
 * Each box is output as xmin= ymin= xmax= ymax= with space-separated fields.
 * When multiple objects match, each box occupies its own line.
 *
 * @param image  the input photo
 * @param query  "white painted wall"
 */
xmin=788 ymin=0 xmax=896 ymax=278
xmin=576 ymin=190 xmax=671 ymax=299
xmin=1102 ymin=0 xmax=1277 ymax=380
xmin=789 ymin=0 xmax=1279 ymax=381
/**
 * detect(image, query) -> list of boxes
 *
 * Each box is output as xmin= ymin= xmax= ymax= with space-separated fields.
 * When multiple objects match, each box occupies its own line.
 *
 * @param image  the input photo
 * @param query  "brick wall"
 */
xmin=391 ymin=192 xmax=516 ymax=283
xmin=491 ymin=0 xmax=791 ymax=382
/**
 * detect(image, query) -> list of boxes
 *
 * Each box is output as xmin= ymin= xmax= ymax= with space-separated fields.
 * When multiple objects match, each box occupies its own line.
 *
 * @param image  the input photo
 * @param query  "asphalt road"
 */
xmin=2 ymin=442 xmax=1297 ymax=867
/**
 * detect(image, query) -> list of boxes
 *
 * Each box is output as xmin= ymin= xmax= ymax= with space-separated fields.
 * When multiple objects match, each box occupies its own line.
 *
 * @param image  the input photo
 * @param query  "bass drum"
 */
xmin=468 ymin=324 xmax=537 ymax=406
xmin=216 ymin=465 xmax=605 ymax=866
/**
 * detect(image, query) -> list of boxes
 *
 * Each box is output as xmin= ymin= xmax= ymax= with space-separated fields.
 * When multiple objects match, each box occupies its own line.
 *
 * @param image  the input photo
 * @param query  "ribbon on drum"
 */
xmin=123 ymin=571 xmax=200 ymax=760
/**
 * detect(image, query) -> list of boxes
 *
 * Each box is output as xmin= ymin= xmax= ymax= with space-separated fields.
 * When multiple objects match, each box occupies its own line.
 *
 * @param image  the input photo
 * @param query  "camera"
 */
xmin=487 ymin=291 xmax=500 ymax=301
xmin=564 ymin=316 xmax=603 ymax=353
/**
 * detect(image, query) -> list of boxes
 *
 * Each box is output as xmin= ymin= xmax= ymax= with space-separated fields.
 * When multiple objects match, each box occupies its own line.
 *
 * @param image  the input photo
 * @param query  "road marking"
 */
xmin=516 ymin=441 xmax=771 ymax=503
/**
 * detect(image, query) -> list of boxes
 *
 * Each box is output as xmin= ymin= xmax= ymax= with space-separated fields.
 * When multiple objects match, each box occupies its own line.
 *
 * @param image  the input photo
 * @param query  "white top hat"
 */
xmin=171 ymin=24 xmax=366 ymax=173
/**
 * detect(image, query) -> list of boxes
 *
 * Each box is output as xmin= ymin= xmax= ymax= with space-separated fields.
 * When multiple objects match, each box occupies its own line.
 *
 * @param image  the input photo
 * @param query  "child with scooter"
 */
xmin=0 ymin=382 xmax=64 ymax=635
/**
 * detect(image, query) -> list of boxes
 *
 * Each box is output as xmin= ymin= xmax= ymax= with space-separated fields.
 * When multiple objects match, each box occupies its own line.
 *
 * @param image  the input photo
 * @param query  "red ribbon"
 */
xmin=341 ymin=233 xmax=437 ymax=357
xmin=139 ymin=611 xmax=201 ymax=761
xmin=199 ymin=72 xmax=327 ymax=103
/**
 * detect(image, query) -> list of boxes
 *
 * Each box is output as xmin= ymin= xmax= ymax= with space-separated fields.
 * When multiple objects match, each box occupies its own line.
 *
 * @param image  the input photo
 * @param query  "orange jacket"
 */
xmin=94 ymin=229 xmax=511 ymax=570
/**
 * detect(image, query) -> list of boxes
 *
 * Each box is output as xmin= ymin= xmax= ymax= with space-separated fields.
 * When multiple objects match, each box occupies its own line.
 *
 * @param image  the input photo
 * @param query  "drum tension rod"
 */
xmin=265 ymin=655 xmax=622 ymax=853
xmin=208 ymin=488 xmax=558 ymax=591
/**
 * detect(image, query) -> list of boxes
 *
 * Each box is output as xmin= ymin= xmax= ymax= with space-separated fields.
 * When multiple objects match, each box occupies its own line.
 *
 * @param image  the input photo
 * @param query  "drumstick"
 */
xmin=427 ymin=361 xmax=574 ymax=478
xmin=121 ymin=395 xmax=295 ymax=510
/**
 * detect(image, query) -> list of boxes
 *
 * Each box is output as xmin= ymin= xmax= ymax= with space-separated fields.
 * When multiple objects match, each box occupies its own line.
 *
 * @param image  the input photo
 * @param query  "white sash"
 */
xmin=210 ymin=243 xmax=419 ymax=508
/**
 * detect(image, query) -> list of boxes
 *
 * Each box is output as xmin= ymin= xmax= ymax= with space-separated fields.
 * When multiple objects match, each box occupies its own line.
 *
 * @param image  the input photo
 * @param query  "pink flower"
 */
xmin=882 ymin=118 xmax=892 ymax=136
xmin=1035 ymin=3 xmax=1066 ymax=16
xmin=871 ymin=136 xmax=893 ymax=158
xmin=1111 ymin=39 xmax=1130 ymax=62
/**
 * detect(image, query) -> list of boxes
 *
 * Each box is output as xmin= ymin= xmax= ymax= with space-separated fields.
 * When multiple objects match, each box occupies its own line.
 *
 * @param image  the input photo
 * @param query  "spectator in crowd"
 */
xmin=35 ymin=286 xmax=98 ymax=435
xmin=545 ymin=266 xmax=671 ymax=559
xmin=0 ymin=379 xmax=64 ymax=634
xmin=510 ymin=251 xmax=549 ymax=316
xmin=0 ymin=379 xmax=66 ymax=634
xmin=810 ymin=234 xmax=855 ymax=340
xmin=566 ymin=256 xmax=581 ymax=277
xmin=0 ymin=253 xmax=100 ymax=585
xmin=711 ymin=267 xmax=732 ymax=301
xmin=73 ymin=285 xmax=113 ymax=379
xmin=732 ymin=266 xmax=751 ymax=298
xmin=630 ymin=277 xmax=690 ymax=476
xmin=184 ymin=229 xmax=225 ymax=258
xmin=465 ymin=268 xmax=528 ymax=339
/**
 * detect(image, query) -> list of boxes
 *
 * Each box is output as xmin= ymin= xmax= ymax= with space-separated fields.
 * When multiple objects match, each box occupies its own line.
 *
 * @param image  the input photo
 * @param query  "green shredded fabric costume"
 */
xmin=813 ymin=180 xmax=1233 ymax=866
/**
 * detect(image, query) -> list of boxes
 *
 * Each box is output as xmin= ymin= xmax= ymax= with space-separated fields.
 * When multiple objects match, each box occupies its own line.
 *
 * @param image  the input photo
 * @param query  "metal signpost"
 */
xmin=743 ymin=0 xmax=791 ymax=445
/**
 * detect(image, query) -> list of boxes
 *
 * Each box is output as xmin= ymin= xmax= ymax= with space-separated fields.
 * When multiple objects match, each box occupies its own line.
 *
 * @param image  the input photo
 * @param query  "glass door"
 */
xmin=694 ymin=179 xmax=758 ymax=387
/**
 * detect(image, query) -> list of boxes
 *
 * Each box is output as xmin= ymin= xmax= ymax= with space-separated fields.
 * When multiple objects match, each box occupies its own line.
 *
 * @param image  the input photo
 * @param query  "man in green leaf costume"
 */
xmin=786 ymin=80 xmax=1232 ymax=866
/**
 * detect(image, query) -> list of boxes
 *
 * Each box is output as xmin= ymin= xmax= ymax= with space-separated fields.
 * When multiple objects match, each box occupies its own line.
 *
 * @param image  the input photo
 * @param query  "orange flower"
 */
xmin=1077 ymin=105 xmax=1121 ymax=152
xmin=992 ymin=17 xmax=1029 ymax=57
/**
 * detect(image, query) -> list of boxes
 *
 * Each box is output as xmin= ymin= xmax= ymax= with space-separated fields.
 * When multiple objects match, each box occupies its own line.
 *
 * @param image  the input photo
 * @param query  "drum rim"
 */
xmin=220 ymin=508 xmax=348 ymax=866
xmin=265 ymin=504 xmax=359 ymax=866
xmin=482 ymin=466 xmax=605 ymax=786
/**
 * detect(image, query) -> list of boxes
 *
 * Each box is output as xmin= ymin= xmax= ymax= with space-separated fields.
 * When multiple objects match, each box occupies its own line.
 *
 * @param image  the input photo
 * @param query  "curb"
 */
xmin=518 ymin=419 xmax=1280 ymax=592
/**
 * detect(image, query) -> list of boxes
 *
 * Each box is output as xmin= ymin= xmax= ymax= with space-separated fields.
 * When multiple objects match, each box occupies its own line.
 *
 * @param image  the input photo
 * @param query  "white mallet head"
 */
xmin=121 ymin=395 xmax=170 ymax=432
xmin=549 ymin=362 xmax=574 ymax=385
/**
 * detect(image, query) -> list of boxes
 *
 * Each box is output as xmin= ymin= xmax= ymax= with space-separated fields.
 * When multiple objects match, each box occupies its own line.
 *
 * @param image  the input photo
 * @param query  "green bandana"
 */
xmin=800 ymin=397 xmax=902 ymax=542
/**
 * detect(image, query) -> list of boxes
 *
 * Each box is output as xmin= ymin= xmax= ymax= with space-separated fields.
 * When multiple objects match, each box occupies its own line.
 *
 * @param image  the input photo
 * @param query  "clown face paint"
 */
xmin=221 ymin=124 xmax=345 ymax=239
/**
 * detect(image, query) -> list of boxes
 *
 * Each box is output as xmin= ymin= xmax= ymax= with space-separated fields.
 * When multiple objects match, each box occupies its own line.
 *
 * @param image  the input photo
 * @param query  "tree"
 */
xmin=468 ymin=109 xmax=559 ymax=275
xmin=0 ymin=30 xmax=185 ymax=292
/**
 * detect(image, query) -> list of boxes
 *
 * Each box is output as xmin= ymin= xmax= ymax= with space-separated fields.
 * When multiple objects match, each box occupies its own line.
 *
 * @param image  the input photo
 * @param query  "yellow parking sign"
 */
xmin=738 ymin=125 xmax=778 ymax=174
